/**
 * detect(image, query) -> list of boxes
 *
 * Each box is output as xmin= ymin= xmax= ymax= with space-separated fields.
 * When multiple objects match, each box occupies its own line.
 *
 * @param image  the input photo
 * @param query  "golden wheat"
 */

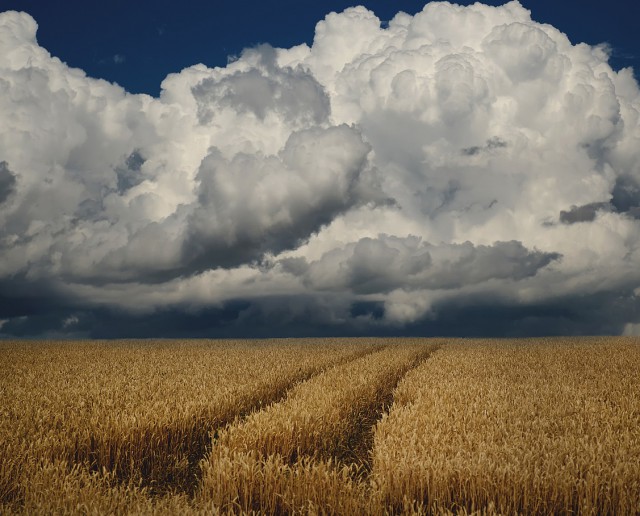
xmin=197 ymin=341 xmax=440 ymax=513
xmin=1 ymin=337 xmax=638 ymax=515
xmin=371 ymin=337 xmax=640 ymax=514
xmin=0 ymin=338 xmax=373 ymax=509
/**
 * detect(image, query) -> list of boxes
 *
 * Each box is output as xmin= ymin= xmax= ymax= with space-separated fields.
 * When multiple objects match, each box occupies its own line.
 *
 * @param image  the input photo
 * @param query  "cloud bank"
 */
xmin=1 ymin=2 xmax=640 ymax=337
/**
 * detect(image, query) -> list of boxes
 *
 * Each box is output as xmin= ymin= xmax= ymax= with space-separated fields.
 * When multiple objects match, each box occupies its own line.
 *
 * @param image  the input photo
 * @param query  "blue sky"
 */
xmin=4 ymin=0 xmax=640 ymax=95
xmin=1 ymin=1 xmax=640 ymax=338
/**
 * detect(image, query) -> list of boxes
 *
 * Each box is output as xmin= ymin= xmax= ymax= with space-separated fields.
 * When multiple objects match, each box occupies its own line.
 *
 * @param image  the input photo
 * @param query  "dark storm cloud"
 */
xmin=611 ymin=175 xmax=640 ymax=215
xmin=300 ymin=236 xmax=560 ymax=294
xmin=0 ymin=275 xmax=88 ymax=338
xmin=4 ymin=286 xmax=636 ymax=339
xmin=0 ymin=277 xmax=64 ymax=319
xmin=560 ymin=176 xmax=640 ymax=224
xmin=461 ymin=137 xmax=508 ymax=156
xmin=559 ymin=202 xmax=611 ymax=224
xmin=0 ymin=295 xmax=366 ymax=339
xmin=0 ymin=161 xmax=16 ymax=204
xmin=412 ymin=287 xmax=640 ymax=337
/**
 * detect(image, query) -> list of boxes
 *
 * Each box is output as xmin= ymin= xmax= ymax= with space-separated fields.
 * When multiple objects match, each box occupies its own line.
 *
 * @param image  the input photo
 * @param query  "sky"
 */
xmin=2 ymin=0 xmax=640 ymax=96
xmin=0 ymin=1 xmax=639 ymax=338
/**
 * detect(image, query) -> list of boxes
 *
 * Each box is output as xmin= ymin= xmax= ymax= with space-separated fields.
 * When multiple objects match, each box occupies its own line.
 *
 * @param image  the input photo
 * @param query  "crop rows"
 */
xmin=1 ymin=337 xmax=638 ymax=515
xmin=371 ymin=337 xmax=640 ymax=514
xmin=0 ymin=338 xmax=376 ymax=508
xmin=198 ymin=341 xmax=440 ymax=513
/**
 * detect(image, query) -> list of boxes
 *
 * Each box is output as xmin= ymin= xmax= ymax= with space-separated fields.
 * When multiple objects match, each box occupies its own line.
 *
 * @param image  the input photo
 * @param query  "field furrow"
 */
xmin=197 ymin=340 xmax=440 ymax=513
xmin=370 ymin=337 xmax=640 ymax=514
xmin=0 ymin=339 xmax=375 ymax=507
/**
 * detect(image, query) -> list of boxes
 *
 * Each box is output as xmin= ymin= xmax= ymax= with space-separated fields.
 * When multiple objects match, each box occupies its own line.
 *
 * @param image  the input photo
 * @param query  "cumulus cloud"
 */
xmin=299 ymin=236 xmax=559 ymax=294
xmin=1 ymin=2 xmax=640 ymax=337
xmin=184 ymin=124 xmax=374 ymax=271
xmin=193 ymin=45 xmax=331 ymax=127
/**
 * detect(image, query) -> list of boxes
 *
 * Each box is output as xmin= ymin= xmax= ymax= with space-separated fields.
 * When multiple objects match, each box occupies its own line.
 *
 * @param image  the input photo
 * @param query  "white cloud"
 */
xmin=62 ymin=315 xmax=79 ymax=328
xmin=1 ymin=2 xmax=640 ymax=335
xmin=624 ymin=323 xmax=640 ymax=336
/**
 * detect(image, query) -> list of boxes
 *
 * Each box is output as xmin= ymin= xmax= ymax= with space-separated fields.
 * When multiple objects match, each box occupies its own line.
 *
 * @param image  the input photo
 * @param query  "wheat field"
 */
xmin=0 ymin=337 xmax=638 ymax=514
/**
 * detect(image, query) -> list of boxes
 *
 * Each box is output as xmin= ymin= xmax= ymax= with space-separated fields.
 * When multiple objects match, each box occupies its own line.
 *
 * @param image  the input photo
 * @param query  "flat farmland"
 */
xmin=0 ymin=337 xmax=638 ymax=514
